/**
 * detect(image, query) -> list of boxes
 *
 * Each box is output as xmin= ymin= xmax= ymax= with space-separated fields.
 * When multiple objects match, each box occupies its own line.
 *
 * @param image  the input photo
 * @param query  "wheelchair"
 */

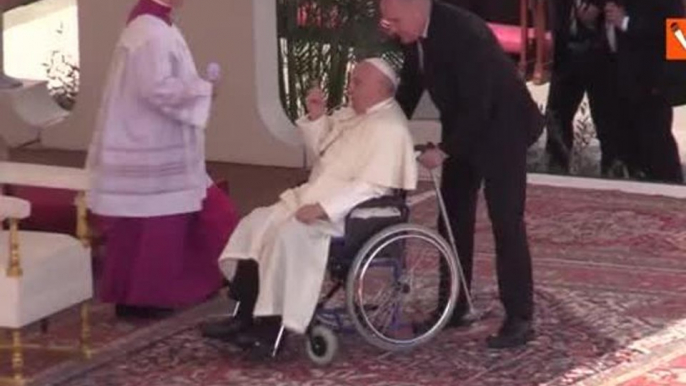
xmin=267 ymin=162 xmax=475 ymax=365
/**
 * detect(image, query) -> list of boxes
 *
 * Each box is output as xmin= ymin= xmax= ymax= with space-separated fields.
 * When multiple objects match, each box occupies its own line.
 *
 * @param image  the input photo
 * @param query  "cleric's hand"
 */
xmin=206 ymin=62 xmax=221 ymax=101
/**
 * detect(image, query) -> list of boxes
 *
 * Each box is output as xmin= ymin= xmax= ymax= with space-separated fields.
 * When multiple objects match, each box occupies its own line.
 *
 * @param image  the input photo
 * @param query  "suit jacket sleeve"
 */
xmin=395 ymin=44 xmax=425 ymax=119
xmin=624 ymin=0 xmax=682 ymax=41
xmin=439 ymin=45 xmax=495 ymax=154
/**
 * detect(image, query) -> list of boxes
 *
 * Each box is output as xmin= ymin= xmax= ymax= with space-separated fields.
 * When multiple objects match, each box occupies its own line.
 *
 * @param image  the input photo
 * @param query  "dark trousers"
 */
xmin=617 ymin=95 xmax=683 ymax=183
xmin=545 ymin=49 xmax=619 ymax=173
xmin=438 ymin=138 xmax=534 ymax=322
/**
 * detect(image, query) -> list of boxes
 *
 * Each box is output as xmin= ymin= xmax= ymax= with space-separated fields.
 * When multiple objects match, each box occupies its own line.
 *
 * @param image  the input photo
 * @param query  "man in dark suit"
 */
xmin=546 ymin=0 xmax=621 ymax=176
xmin=605 ymin=0 xmax=684 ymax=183
xmin=379 ymin=0 xmax=544 ymax=348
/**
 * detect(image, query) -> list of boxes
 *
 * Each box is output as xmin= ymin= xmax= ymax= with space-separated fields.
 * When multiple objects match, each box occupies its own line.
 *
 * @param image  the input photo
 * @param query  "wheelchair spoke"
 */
xmin=368 ymin=286 xmax=404 ymax=336
xmin=365 ymin=285 xmax=396 ymax=322
xmin=378 ymin=296 xmax=403 ymax=336
xmin=344 ymin=223 xmax=460 ymax=351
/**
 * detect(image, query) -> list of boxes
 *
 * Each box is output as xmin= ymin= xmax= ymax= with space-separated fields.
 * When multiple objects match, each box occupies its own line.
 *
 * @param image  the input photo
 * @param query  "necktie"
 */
xmin=570 ymin=0 xmax=581 ymax=35
xmin=417 ymin=39 xmax=425 ymax=73
xmin=607 ymin=23 xmax=617 ymax=52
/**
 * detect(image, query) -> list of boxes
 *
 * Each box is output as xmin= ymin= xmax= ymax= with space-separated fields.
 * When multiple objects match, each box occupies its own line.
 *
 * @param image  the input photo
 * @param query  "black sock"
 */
xmin=228 ymin=260 xmax=259 ymax=321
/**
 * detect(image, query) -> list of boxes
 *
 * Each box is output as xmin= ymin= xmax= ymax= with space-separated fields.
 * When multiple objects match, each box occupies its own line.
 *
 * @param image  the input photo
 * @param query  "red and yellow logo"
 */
xmin=667 ymin=18 xmax=686 ymax=60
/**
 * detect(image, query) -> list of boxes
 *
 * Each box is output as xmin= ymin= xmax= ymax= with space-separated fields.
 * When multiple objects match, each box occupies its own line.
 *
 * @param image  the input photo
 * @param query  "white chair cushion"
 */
xmin=0 ymin=230 xmax=93 ymax=328
xmin=0 ymin=162 xmax=88 ymax=191
xmin=0 ymin=195 xmax=31 ymax=219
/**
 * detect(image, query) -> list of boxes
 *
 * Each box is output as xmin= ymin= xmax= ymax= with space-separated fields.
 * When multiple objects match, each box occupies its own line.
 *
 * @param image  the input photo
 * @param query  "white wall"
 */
xmin=2 ymin=0 xmax=304 ymax=167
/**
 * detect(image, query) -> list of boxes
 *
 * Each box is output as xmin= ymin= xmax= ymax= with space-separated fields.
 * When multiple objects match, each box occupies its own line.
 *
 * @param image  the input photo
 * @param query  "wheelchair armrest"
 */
xmin=329 ymin=190 xmax=410 ymax=279
xmin=349 ymin=194 xmax=406 ymax=211
xmin=344 ymin=190 xmax=409 ymax=227
xmin=345 ymin=190 xmax=408 ymax=222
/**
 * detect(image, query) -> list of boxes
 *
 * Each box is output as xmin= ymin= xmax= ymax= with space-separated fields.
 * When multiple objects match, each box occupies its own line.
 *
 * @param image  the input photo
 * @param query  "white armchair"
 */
xmin=0 ymin=162 xmax=92 ymax=385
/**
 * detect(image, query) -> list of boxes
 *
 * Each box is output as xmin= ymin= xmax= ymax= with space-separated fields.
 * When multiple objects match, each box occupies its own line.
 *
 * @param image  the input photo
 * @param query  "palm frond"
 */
xmin=277 ymin=0 xmax=403 ymax=121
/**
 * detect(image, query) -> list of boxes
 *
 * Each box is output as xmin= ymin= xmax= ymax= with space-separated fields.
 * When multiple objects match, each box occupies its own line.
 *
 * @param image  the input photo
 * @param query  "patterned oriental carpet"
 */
xmin=2 ymin=183 xmax=685 ymax=386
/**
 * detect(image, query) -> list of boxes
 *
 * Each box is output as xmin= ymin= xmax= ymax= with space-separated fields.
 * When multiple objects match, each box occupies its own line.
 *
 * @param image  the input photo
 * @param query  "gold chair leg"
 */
xmin=6 ymin=219 xmax=22 ymax=278
xmin=75 ymin=192 xmax=91 ymax=248
xmin=11 ymin=330 xmax=23 ymax=384
xmin=80 ymin=302 xmax=92 ymax=359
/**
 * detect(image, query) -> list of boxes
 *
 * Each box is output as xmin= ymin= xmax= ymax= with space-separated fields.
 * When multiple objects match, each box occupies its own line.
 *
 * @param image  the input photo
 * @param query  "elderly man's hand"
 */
xmin=305 ymin=87 xmax=326 ymax=121
xmin=418 ymin=148 xmax=448 ymax=170
xmin=295 ymin=204 xmax=328 ymax=224
xmin=604 ymin=2 xmax=627 ymax=29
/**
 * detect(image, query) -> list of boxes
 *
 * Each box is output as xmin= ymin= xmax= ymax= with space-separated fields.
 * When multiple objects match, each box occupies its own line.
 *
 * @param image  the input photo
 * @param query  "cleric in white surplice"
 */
xmin=86 ymin=0 xmax=239 ymax=318
xmin=214 ymin=58 xmax=418 ymax=340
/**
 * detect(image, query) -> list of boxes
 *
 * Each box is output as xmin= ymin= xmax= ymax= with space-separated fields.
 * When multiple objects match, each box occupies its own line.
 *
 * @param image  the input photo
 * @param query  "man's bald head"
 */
xmin=155 ymin=0 xmax=185 ymax=9
xmin=379 ymin=0 xmax=432 ymax=44
xmin=347 ymin=59 xmax=398 ymax=114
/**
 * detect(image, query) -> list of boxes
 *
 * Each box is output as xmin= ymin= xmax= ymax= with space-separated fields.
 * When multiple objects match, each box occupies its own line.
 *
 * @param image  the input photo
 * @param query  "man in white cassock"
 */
xmin=86 ymin=0 xmax=239 ymax=318
xmin=201 ymin=58 xmax=417 ymax=350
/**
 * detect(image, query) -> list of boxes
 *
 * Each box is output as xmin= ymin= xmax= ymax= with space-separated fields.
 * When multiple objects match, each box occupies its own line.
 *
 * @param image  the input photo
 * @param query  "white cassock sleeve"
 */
xmin=296 ymin=115 xmax=330 ymax=156
xmin=318 ymin=181 xmax=389 ymax=224
xmin=131 ymin=37 xmax=213 ymax=128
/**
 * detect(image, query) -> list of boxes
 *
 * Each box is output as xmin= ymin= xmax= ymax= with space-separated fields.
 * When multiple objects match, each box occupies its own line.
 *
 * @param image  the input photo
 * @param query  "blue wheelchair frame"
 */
xmin=311 ymin=190 xmax=410 ymax=334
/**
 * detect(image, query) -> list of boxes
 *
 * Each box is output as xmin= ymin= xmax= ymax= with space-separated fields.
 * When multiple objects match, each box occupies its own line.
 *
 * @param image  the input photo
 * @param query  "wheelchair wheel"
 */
xmin=305 ymin=325 xmax=339 ymax=365
xmin=345 ymin=223 xmax=459 ymax=352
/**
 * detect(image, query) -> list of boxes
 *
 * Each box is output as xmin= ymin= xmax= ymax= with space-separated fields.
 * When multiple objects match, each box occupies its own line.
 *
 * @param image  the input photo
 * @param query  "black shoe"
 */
xmin=486 ymin=318 xmax=534 ymax=349
xmin=547 ymin=160 xmax=570 ymax=175
xmin=233 ymin=329 xmax=262 ymax=350
xmin=233 ymin=317 xmax=283 ymax=351
xmin=115 ymin=304 xmax=174 ymax=319
xmin=413 ymin=311 xmax=475 ymax=334
xmin=445 ymin=313 xmax=477 ymax=328
xmin=439 ymin=306 xmax=479 ymax=329
xmin=200 ymin=317 xmax=252 ymax=340
xmin=602 ymin=160 xmax=627 ymax=179
xmin=237 ymin=329 xmax=289 ymax=361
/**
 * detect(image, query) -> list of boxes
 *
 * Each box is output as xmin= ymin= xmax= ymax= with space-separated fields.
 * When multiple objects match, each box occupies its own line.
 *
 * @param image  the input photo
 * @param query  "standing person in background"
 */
xmin=86 ymin=0 xmax=239 ymax=318
xmin=605 ymin=0 xmax=684 ymax=183
xmin=379 ymin=0 xmax=543 ymax=349
xmin=546 ymin=0 xmax=621 ymax=177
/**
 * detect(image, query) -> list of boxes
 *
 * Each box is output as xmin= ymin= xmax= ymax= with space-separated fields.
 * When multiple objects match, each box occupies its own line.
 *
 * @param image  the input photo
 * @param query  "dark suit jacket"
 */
xmin=551 ymin=0 xmax=610 ymax=64
xmin=396 ymin=1 xmax=544 ymax=159
xmin=614 ymin=0 xmax=684 ymax=101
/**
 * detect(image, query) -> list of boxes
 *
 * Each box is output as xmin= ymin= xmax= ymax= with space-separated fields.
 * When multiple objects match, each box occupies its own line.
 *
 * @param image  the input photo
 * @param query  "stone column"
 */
xmin=0 ymin=129 xmax=8 ymax=160
xmin=0 ymin=5 xmax=23 ymax=89
xmin=1 ymin=6 xmax=21 ymax=154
